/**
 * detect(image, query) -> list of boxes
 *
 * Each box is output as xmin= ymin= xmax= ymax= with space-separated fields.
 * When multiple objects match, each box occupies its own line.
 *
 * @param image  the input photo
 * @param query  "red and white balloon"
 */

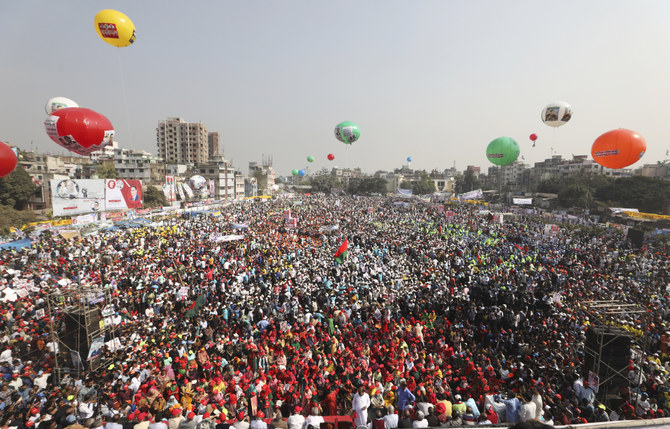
xmin=0 ymin=141 xmax=17 ymax=178
xmin=44 ymin=107 xmax=114 ymax=156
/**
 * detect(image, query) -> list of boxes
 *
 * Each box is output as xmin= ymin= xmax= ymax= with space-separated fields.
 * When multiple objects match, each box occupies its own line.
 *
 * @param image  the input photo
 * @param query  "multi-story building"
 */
xmin=194 ymin=157 xmax=236 ymax=200
xmin=234 ymin=171 xmax=246 ymax=199
xmin=156 ymin=117 xmax=209 ymax=164
xmin=249 ymin=160 xmax=275 ymax=195
xmin=530 ymin=155 xmax=634 ymax=190
xmin=429 ymin=170 xmax=456 ymax=193
xmin=90 ymin=140 xmax=119 ymax=161
xmin=208 ymin=132 xmax=220 ymax=159
xmin=111 ymin=148 xmax=165 ymax=184
xmin=639 ymin=163 xmax=670 ymax=180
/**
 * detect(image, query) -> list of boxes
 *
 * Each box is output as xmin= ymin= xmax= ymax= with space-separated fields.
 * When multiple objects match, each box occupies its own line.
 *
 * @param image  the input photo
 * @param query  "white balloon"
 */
xmin=541 ymin=101 xmax=572 ymax=128
xmin=189 ymin=175 xmax=207 ymax=190
xmin=45 ymin=97 xmax=79 ymax=115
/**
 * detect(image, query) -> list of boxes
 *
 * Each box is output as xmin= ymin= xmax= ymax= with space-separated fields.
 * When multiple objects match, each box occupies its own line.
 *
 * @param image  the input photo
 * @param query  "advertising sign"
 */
xmin=105 ymin=179 xmax=143 ymax=210
xmin=51 ymin=179 xmax=106 ymax=216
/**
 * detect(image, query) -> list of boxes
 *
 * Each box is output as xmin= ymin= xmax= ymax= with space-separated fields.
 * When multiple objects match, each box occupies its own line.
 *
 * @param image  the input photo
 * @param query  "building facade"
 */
xmin=208 ymin=132 xmax=220 ymax=159
xmin=156 ymin=117 xmax=209 ymax=164
xmin=194 ymin=158 xmax=236 ymax=200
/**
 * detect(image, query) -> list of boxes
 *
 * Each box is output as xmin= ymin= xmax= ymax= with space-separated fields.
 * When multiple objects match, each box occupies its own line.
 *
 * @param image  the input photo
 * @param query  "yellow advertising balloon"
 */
xmin=94 ymin=9 xmax=136 ymax=48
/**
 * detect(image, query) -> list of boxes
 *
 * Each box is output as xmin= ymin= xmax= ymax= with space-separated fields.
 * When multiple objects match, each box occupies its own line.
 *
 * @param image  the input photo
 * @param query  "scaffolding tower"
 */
xmin=46 ymin=283 xmax=119 ymax=383
xmin=583 ymin=300 xmax=648 ymax=409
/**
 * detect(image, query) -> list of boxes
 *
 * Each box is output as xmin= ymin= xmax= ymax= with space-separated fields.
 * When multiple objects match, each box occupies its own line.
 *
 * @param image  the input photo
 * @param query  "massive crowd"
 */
xmin=0 ymin=196 xmax=669 ymax=429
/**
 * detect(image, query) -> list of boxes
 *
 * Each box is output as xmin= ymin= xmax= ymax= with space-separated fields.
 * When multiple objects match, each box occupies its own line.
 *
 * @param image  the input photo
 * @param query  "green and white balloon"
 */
xmin=334 ymin=121 xmax=360 ymax=145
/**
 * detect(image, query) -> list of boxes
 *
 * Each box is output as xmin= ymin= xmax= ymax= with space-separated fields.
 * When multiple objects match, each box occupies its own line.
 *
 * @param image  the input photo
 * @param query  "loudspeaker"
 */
xmin=60 ymin=308 xmax=102 ymax=364
xmin=62 ymin=308 xmax=101 ymax=337
xmin=627 ymin=229 xmax=644 ymax=248
xmin=584 ymin=328 xmax=631 ymax=396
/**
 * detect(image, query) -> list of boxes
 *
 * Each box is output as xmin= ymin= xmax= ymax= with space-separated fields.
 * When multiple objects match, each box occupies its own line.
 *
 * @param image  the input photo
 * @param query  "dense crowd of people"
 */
xmin=0 ymin=196 xmax=669 ymax=429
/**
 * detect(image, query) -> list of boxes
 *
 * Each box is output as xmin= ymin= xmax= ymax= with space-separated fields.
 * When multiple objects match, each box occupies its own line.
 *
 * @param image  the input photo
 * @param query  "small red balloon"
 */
xmin=529 ymin=133 xmax=538 ymax=141
xmin=44 ymin=107 xmax=114 ymax=156
xmin=0 ymin=142 xmax=17 ymax=178
xmin=327 ymin=153 xmax=335 ymax=161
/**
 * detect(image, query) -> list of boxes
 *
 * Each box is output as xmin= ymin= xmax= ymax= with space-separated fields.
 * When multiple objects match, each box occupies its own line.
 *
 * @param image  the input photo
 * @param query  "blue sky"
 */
xmin=2 ymin=1 xmax=670 ymax=175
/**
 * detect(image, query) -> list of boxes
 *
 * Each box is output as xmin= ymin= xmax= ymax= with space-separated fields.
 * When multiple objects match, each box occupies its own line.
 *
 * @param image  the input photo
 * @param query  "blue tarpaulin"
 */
xmin=0 ymin=239 xmax=32 ymax=250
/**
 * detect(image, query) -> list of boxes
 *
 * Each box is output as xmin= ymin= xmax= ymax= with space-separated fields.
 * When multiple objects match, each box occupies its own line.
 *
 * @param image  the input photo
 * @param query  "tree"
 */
xmin=0 ymin=205 xmax=38 ymax=237
xmin=558 ymin=184 xmax=593 ymax=209
xmin=0 ymin=165 xmax=38 ymax=209
xmin=537 ymin=178 xmax=562 ymax=194
xmin=595 ymin=176 xmax=670 ymax=213
xmin=347 ymin=177 xmax=387 ymax=195
xmin=407 ymin=173 xmax=436 ymax=195
xmin=309 ymin=175 xmax=344 ymax=194
xmin=462 ymin=169 xmax=480 ymax=192
xmin=95 ymin=163 xmax=118 ymax=179
xmin=143 ymin=186 xmax=166 ymax=208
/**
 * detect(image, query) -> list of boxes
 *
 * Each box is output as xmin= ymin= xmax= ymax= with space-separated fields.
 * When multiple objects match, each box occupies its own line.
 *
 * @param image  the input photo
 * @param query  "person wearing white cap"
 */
xmin=411 ymin=411 xmax=427 ymax=428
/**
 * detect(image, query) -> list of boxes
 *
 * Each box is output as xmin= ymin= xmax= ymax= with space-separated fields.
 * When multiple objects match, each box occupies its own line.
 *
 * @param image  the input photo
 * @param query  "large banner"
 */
xmin=177 ymin=183 xmax=186 ymax=200
xmin=163 ymin=176 xmax=176 ymax=202
xmin=182 ymin=183 xmax=194 ymax=199
xmin=513 ymin=198 xmax=533 ymax=205
xmin=51 ymin=179 xmax=106 ymax=216
xmin=105 ymin=179 xmax=143 ymax=210
xmin=458 ymin=189 xmax=483 ymax=201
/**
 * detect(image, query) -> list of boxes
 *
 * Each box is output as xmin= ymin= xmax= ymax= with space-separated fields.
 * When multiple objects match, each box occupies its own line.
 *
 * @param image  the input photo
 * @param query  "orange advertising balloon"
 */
xmin=591 ymin=129 xmax=646 ymax=169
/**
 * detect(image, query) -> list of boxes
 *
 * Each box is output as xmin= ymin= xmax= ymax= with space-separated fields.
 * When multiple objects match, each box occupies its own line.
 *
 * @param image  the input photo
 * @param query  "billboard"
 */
xmin=105 ymin=179 xmax=143 ymax=210
xmin=458 ymin=189 xmax=483 ymax=201
xmin=51 ymin=179 xmax=106 ymax=216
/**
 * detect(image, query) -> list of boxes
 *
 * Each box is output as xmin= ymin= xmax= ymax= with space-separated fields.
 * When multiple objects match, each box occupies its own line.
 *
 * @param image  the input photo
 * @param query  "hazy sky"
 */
xmin=2 ymin=1 xmax=670 ymax=176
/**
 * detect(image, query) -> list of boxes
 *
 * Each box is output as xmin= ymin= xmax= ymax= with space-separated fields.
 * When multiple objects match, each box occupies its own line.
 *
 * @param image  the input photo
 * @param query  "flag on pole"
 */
xmin=334 ymin=239 xmax=348 ymax=264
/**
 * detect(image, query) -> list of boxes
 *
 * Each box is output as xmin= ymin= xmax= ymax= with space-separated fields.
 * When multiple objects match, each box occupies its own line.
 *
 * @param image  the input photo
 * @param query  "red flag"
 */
xmin=334 ymin=239 xmax=348 ymax=264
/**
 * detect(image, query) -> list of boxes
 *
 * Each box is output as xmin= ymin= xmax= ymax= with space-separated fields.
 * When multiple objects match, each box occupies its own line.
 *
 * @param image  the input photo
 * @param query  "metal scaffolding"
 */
xmin=583 ymin=300 xmax=648 ymax=408
xmin=46 ymin=283 xmax=118 ymax=383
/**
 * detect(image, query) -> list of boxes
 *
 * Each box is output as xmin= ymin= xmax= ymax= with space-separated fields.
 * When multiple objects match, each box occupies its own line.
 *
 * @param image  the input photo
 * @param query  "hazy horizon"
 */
xmin=2 ymin=1 xmax=670 ymax=176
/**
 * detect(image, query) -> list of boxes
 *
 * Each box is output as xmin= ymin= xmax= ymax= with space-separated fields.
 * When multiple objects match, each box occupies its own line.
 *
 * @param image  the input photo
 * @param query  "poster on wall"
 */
xmin=50 ymin=179 xmax=106 ymax=216
xmin=105 ymin=179 xmax=143 ymax=210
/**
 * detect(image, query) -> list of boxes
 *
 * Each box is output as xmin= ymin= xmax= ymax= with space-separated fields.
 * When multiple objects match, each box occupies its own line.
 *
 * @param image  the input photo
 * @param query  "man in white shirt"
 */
xmin=517 ymin=395 xmax=536 ymax=423
xmin=287 ymin=407 xmax=305 ymax=429
xmin=0 ymin=347 xmax=12 ymax=364
xmin=78 ymin=396 xmax=96 ymax=420
xmin=353 ymin=385 xmax=371 ymax=427
xmin=303 ymin=408 xmax=324 ymax=429
xmin=412 ymin=411 xmax=428 ymax=428
xmin=250 ymin=412 xmax=268 ymax=429
xmin=382 ymin=406 xmax=398 ymax=429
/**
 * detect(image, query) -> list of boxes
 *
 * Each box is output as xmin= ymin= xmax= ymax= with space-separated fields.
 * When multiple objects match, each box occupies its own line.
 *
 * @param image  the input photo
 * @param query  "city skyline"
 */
xmin=2 ymin=1 xmax=670 ymax=176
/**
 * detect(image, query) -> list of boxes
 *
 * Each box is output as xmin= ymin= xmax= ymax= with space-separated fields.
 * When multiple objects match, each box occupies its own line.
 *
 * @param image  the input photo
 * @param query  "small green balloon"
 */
xmin=334 ymin=121 xmax=360 ymax=145
xmin=292 ymin=169 xmax=299 ymax=176
xmin=486 ymin=137 xmax=520 ymax=166
xmin=307 ymin=156 xmax=314 ymax=163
